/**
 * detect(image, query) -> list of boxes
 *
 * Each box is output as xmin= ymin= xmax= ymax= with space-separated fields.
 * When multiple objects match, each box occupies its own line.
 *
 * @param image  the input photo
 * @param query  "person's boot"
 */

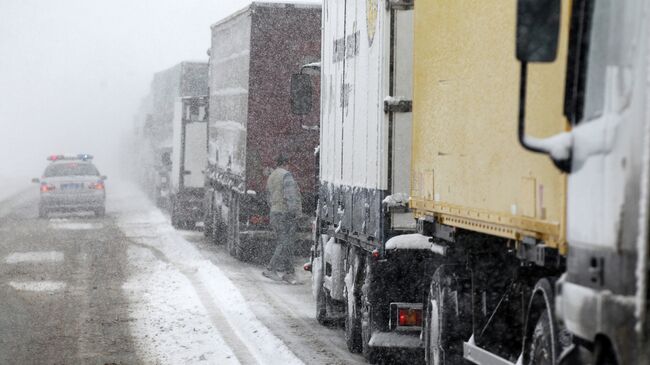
xmin=262 ymin=269 xmax=284 ymax=282
xmin=280 ymin=272 xmax=298 ymax=285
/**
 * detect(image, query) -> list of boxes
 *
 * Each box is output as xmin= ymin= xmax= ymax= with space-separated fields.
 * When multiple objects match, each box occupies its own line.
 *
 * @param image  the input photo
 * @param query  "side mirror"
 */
xmin=291 ymin=73 xmax=313 ymax=115
xmin=516 ymin=0 xmax=561 ymax=63
xmin=101 ymin=175 xmax=108 ymax=180
xmin=515 ymin=0 xmax=571 ymax=172
xmin=32 ymin=178 xmax=40 ymax=183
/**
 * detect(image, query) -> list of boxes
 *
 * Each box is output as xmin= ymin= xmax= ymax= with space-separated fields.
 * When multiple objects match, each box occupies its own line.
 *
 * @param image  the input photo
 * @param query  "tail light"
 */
xmin=398 ymin=308 xmax=422 ymax=327
xmin=390 ymin=303 xmax=423 ymax=330
xmin=40 ymin=183 xmax=55 ymax=193
xmin=89 ymin=181 xmax=105 ymax=190
xmin=249 ymin=215 xmax=269 ymax=225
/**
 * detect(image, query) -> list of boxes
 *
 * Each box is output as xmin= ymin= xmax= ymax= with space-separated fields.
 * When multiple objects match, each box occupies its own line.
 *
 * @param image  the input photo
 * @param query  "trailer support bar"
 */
xmin=463 ymin=340 xmax=516 ymax=365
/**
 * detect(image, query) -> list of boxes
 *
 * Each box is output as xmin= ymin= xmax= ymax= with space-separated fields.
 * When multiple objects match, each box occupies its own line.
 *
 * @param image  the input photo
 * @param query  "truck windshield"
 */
xmin=44 ymin=163 xmax=99 ymax=177
xmin=583 ymin=0 xmax=640 ymax=121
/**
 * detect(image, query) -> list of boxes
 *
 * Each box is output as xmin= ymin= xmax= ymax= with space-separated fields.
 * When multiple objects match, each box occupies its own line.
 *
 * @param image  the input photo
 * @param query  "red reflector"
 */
xmin=398 ymin=308 xmax=422 ymax=327
xmin=249 ymin=215 xmax=269 ymax=225
xmin=372 ymin=249 xmax=380 ymax=260
xmin=303 ymin=262 xmax=312 ymax=272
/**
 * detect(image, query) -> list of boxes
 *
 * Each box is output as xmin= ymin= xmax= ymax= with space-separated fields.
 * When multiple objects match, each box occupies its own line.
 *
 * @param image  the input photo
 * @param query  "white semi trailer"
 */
xmin=307 ymin=0 xmax=420 ymax=361
xmin=170 ymin=95 xmax=208 ymax=229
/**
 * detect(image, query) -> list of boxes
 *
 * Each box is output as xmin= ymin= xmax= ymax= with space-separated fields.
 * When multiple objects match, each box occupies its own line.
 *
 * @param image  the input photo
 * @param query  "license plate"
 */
xmin=61 ymin=183 xmax=81 ymax=190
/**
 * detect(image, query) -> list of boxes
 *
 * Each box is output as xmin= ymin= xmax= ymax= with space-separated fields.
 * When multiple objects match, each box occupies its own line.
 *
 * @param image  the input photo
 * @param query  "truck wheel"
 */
xmin=171 ymin=198 xmax=180 ymax=228
xmin=424 ymin=265 xmax=470 ymax=365
xmin=316 ymin=285 xmax=329 ymax=325
xmin=204 ymin=210 xmax=213 ymax=237
xmin=528 ymin=311 xmax=553 ymax=365
xmin=227 ymin=201 xmax=243 ymax=260
xmin=212 ymin=212 xmax=225 ymax=245
xmin=94 ymin=206 xmax=106 ymax=218
xmin=360 ymin=260 xmax=380 ymax=363
xmin=344 ymin=248 xmax=362 ymax=353
xmin=524 ymin=278 xmax=569 ymax=365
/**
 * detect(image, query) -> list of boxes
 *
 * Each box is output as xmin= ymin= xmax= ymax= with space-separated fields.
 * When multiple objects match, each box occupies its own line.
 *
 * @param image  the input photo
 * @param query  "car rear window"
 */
xmin=43 ymin=163 xmax=99 ymax=177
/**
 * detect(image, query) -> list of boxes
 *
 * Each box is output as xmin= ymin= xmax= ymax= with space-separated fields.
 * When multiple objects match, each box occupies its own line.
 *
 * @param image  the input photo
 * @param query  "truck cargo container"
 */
xmin=139 ymin=62 xmax=208 ymax=204
xmin=306 ymin=0 xmax=420 ymax=361
xmin=203 ymin=2 xmax=321 ymax=262
xmin=170 ymin=95 xmax=208 ymax=229
xmin=406 ymin=1 xmax=572 ymax=363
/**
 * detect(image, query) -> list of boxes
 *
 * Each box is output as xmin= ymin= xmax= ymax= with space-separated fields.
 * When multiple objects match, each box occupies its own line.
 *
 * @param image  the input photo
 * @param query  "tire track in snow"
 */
xmin=129 ymin=240 xmax=257 ymax=364
xmin=114 ymin=184 xmax=304 ymax=365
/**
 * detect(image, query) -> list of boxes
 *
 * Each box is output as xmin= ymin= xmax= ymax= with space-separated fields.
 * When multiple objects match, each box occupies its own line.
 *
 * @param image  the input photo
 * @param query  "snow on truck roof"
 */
xmin=210 ymin=1 xmax=321 ymax=29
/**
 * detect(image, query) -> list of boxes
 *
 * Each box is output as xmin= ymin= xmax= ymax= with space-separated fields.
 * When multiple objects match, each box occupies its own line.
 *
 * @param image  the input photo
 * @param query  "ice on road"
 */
xmin=114 ymin=184 xmax=305 ymax=365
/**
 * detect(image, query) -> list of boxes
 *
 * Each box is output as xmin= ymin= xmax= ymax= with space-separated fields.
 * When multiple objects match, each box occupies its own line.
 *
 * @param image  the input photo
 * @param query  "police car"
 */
xmin=32 ymin=154 xmax=107 ymax=218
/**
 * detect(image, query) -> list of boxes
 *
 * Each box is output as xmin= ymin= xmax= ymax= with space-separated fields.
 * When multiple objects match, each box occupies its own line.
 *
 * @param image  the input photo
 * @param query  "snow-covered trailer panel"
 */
xmin=319 ymin=0 xmax=413 ymax=249
xmin=205 ymin=2 xmax=321 ymax=262
xmin=208 ymin=10 xmax=251 ymax=184
xmin=171 ymin=96 xmax=208 ymax=191
xmin=151 ymin=62 xmax=208 ymax=148
xmin=246 ymin=3 xmax=321 ymax=201
xmin=208 ymin=2 xmax=321 ymax=202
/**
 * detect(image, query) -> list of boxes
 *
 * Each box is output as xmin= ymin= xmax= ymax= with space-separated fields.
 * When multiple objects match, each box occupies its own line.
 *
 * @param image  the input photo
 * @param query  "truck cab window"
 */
xmin=583 ymin=0 xmax=638 ymax=122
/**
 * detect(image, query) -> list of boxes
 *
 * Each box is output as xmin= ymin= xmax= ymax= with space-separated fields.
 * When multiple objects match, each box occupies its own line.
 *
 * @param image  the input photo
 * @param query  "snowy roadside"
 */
xmin=0 ymin=176 xmax=31 ymax=203
xmin=113 ymin=183 xmax=305 ymax=365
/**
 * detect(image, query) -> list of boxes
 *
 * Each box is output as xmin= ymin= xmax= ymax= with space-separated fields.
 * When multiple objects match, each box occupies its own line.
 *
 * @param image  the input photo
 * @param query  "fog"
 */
xmin=0 ymin=0 xmax=316 ymax=180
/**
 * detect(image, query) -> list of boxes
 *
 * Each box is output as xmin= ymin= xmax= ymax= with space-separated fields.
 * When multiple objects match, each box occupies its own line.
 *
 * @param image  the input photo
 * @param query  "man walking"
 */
xmin=262 ymin=155 xmax=302 ymax=284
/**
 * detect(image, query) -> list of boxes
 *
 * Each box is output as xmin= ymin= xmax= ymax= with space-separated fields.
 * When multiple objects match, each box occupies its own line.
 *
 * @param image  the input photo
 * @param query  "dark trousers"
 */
xmin=268 ymin=212 xmax=296 ymax=273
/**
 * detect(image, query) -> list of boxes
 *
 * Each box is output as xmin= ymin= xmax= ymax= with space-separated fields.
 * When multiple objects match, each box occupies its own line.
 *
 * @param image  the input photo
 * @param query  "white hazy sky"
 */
xmin=0 ymin=0 xmax=319 ymax=179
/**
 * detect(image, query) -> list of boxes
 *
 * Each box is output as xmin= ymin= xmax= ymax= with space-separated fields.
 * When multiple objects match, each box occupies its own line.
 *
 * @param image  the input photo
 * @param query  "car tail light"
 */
xmin=89 ymin=181 xmax=105 ymax=190
xmin=249 ymin=215 xmax=269 ymax=225
xmin=40 ymin=183 xmax=55 ymax=192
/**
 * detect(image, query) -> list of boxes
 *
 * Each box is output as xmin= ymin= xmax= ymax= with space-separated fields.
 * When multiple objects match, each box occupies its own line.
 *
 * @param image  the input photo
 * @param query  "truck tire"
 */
xmin=316 ymin=285 xmax=329 ymax=325
xmin=171 ymin=198 xmax=180 ymax=228
xmin=524 ymin=278 xmax=569 ymax=365
xmin=424 ymin=265 xmax=471 ymax=365
xmin=360 ymin=259 xmax=380 ymax=363
xmin=94 ymin=206 xmax=106 ymax=218
xmin=344 ymin=248 xmax=362 ymax=353
xmin=226 ymin=196 xmax=243 ymax=260
xmin=203 ymin=210 xmax=213 ymax=238
xmin=528 ymin=311 xmax=553 ymax=365
xmin=212 ymin=211 xmax=226 ymax=245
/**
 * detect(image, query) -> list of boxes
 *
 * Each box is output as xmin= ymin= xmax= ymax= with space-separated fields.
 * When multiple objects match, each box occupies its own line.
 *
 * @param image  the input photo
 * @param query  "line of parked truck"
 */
xmin=131 ymin=1 xmax=650 ymax=364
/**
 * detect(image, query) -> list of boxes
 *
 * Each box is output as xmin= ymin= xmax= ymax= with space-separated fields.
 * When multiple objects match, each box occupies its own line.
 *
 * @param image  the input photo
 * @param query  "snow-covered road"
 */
xmin=113 ymin=183 xmax=365 ymax=365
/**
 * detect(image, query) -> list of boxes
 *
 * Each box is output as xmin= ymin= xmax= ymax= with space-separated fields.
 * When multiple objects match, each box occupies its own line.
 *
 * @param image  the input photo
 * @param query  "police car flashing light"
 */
xmin=47 ymin=154 xmax=94 ymax=162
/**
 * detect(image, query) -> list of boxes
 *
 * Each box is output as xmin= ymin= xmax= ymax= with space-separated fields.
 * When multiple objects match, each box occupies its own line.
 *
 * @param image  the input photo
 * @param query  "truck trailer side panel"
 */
xmin=208 ymin=11 xmax=251 ymax=182
xmin=411 ymin=0 xmax=571 ymax=249
xmin=319 ymin=0 xmax=412 ymax=245
xmin=247 ymin=3 xmax=321 ymax=200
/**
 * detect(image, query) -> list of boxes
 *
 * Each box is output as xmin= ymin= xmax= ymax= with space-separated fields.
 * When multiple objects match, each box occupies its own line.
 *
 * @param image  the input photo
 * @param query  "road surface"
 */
xmin=0 ymin=183 xmax=367 ymax=364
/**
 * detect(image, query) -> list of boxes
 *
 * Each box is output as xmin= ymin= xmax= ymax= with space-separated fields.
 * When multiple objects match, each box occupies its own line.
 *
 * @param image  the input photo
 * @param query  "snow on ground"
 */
xmin=0 ymin=176 xmax=31 ymax=203
xmin=113 ymin=183 xmax=304 ymax=365
xmin=124 ymin=246 xmax=240 ymax=364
